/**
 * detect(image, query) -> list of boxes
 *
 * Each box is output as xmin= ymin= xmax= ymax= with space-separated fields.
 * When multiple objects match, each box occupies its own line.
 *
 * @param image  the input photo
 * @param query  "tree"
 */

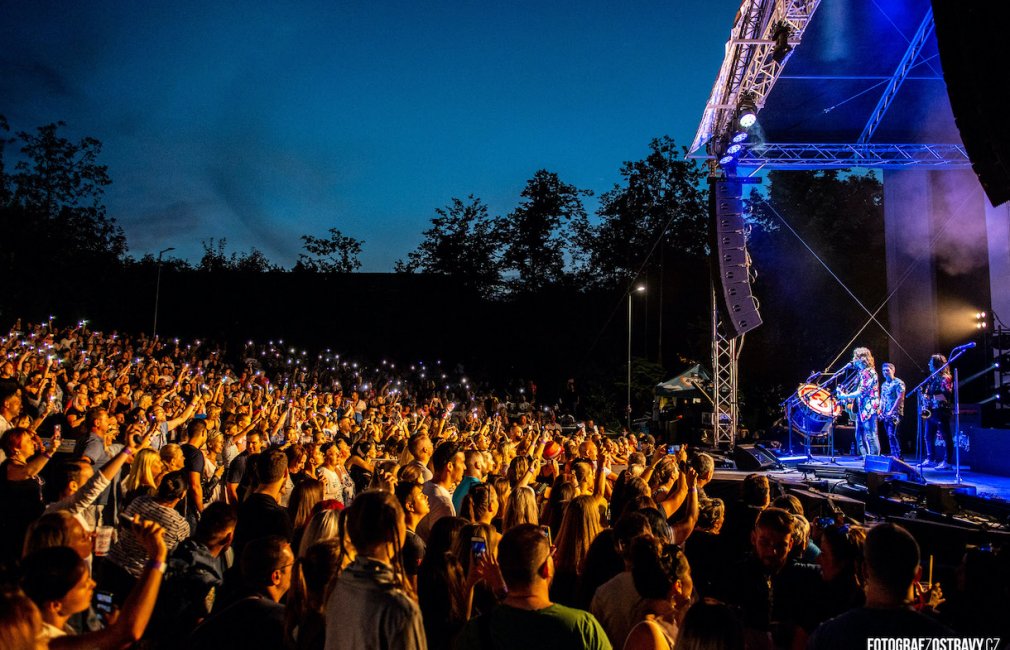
xmin=395 ymin=195 xmax=502 ymax=297
xmin=575 ymin=136 xmax=709 ymax=289
xmin=0 ymin=116 xmax=10 ymax=205
xmin=295 ymin=228 xmax=363 ymax=273
xmin=196 ymin=238 xmax=280 ymax=272
xmin=0 ymin=120 xmax=126 ymax=267
xmin=495 ymin=170 xmax=592 ymax=294
xmin=198 ymin=238 xmax=233 ymax=273
xmin=742 ymin=169 xmax=886 ymax=426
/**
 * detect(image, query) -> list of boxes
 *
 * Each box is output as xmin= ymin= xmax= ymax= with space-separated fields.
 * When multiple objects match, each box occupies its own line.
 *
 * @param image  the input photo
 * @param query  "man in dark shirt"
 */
xmin=181 ymin=419 xmax=207 ymax=520
xmin=231 ymin=448 xmax=293 ymax=561
xmin=190 ymin=535 xmax=293 ymax=650
xmin=809 ymin=523 xmax=953 ymax=650
xmin=225 ymin=430 xmax=264 ymax=504
xmin=718 ymin=507 xmax=821 ymax=649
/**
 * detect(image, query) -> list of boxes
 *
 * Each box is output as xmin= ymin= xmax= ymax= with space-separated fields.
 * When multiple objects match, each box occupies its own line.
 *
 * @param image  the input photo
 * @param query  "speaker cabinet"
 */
xmin=710 ymin=179 xmax=762 ymax=337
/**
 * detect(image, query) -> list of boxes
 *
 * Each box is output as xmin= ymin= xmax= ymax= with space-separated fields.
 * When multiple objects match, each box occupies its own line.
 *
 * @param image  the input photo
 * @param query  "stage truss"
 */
xmin=693 ymin=0 xmax=972 ymax=445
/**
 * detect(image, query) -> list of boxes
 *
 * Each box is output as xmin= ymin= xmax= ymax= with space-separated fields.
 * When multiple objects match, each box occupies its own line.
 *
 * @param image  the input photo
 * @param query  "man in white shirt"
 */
xmin=416 ymin=441 xmax=465 ymax=541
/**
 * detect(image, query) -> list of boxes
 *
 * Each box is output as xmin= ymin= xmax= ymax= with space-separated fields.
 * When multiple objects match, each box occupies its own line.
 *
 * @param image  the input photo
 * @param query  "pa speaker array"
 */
xmin=710 ymin=179 xmax=762 ymax=338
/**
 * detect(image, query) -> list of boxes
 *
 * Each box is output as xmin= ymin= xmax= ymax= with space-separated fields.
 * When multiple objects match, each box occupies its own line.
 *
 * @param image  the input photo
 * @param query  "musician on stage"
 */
xmin=836 ymin=347 xmax=881 ymax=456
xmin=921 ymin=354 xmax=954 ymax=470
xmin=879 ymin=363 xmax=906 ymax=459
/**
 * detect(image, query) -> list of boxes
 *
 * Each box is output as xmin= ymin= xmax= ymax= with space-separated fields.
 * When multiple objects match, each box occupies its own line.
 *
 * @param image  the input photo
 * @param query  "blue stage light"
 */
xmin=731 ymin=130 xmax=749 ymax=143
xmin=719 ymin=154 xmax=735 ymax=166
xmin=727 ymin=143 xmax=744 ymax=155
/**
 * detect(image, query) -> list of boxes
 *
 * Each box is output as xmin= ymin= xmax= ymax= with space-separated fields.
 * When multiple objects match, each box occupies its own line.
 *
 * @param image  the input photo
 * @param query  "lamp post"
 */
xmin=153 ymin=246 xmax=175 ymax=339
xmin=627 ymin=285 xmax=646 ymax=431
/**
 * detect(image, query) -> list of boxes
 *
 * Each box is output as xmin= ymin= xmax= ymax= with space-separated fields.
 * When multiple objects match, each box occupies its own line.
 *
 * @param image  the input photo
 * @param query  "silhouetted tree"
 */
xmin=743 ymin=169 xmax=886 ymax=426
xmin=575 ymin=137 xmax=709 ymax=289
xmin=295 ymin=228 xmax=363 ymax=273
xmin=0 ymin=120 xmax=126 ymax=274
xmin=495 ymin=170 xmax=591 ymax=294
xmin=396 ymin=195 xmax=502 ymax=297
xmin=195 ymin=238 xmax=280 ymax=272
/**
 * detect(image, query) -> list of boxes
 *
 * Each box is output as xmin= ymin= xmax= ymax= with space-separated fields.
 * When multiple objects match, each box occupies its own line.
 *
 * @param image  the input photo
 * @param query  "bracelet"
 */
xmin=123 ymin=447 xmax=135 ymax=458
xmin=146 ymin=559 xmax=166 ymax=573
xmin=688 ymin=488 xmax=698 ymax=493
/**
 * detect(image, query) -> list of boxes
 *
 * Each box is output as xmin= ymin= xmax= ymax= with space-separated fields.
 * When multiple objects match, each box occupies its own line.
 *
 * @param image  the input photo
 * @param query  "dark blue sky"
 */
xmin=2 ymin=0 xmax=739 ymax=270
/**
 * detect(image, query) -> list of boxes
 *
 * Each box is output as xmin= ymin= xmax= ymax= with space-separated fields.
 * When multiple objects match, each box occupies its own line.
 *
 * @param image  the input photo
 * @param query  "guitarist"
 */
xmin=836 ymin=347 xmax=881 ymax=456
xmin=879 ymin=363 xmax=906 ymax=459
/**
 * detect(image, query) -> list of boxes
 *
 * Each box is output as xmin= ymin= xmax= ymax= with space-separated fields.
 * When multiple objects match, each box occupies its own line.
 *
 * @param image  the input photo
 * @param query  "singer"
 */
xmin=836 ymin=347 xmax=881 ymax=456
xmin=921 ymin=353 xmax=954 ymax=470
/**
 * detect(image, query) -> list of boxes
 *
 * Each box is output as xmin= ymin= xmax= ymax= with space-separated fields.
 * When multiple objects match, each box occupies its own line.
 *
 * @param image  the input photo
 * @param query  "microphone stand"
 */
xmin=954 ymin=367 xmax=963 ymax=484
xmin=820 ymin=368 xmax=847 ymax=464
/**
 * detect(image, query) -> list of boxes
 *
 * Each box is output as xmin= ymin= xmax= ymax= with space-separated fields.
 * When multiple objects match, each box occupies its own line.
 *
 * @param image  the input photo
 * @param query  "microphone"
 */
xmin=839 ymin=361 xmax=854 ymax=371
xmin=953 ymin=341 xmax=977 ymax=351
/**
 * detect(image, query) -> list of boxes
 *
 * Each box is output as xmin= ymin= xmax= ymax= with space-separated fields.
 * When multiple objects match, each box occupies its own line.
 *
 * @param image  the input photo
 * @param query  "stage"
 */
xmin=708 ymin=452 xmax=1010 ymax=527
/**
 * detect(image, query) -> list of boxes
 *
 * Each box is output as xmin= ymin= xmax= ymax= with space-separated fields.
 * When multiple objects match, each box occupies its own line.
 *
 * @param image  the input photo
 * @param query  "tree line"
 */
xmin=0 ymin=118 xmax=709 ymax=300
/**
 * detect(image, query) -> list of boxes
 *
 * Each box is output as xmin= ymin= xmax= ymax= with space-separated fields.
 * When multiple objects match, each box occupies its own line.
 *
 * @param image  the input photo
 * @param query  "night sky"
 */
xmin=2 ymin=0 xmax=740 ymax=270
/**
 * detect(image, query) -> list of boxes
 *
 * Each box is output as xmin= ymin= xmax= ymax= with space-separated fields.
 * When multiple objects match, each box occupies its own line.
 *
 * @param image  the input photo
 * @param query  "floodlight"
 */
xmin=737 ymin=95 xmax=757 ymax=128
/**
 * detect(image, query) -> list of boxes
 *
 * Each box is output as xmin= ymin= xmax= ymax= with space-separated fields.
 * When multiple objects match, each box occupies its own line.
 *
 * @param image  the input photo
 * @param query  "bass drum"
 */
xmin=788 ymin=383 xmax=838 ymax=436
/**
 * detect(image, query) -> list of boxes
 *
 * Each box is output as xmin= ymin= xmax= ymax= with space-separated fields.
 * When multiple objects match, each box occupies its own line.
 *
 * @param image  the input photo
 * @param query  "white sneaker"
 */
xmin=934 ymin=461 xmax=949 ymax=470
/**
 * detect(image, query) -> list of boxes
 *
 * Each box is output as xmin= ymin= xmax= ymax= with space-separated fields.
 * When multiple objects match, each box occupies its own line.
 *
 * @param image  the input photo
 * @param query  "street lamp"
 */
xmin=627 ymin=284 xmax=646 ymax=431
xmin=153 ymin=246 xmax=175 ymax=339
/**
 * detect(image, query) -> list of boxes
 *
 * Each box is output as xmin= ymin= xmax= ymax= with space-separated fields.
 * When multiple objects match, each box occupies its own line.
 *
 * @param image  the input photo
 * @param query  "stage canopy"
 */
xmin=689 ymin=0 xmax=971 ymax=170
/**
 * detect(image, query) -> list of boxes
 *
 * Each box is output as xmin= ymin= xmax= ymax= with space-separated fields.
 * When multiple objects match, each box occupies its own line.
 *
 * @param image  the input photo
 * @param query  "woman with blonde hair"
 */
xmin=550 ymin=494 xmax=602 ymax=606
xmin=501 ymin=485 xmax=538 ymax=532
xmin=159 ymin=443 xmax=185 ymax=473
xmin=297 ymin=508 xmax=346 ymax=559
xmin=122 ymin=448 xmax=163 ymax=506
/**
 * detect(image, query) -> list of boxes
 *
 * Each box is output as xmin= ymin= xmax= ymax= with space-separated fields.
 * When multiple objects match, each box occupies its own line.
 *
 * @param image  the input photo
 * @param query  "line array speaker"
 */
xmin=709 ymin=179 xmax=762 ymax=337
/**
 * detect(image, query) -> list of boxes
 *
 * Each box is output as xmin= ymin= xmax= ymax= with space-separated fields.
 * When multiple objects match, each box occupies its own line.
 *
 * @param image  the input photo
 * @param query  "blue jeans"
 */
xmin=881 ymin=416 xmax=902 ymax=458
xmin=855 ymin=416 xmax=880 ymax=456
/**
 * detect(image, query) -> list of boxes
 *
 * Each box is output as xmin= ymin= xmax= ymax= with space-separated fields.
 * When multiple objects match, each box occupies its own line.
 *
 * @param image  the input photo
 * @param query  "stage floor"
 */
xmin=750 ymin=454 xmax=1010 ymax=501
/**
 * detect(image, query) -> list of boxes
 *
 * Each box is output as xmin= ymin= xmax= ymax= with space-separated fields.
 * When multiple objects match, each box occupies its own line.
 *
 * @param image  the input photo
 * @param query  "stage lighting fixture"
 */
xmin=737 ymin=96 xmax=757 ymax=129
xmin=771 ymin=22 xmax=793 ymax=64
xmin=719 ymin=153 xmax=736 ymax=166
xmin=731 ymin=130 xmax=749 ymax=143
xmin=727 ymin=143 xmax=744 ymax=155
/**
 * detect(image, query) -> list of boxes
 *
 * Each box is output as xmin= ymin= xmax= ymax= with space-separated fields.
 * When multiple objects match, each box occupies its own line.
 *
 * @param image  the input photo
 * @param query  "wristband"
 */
xmin=123 ymin=447 xmax=135 ymax=458
xmin=146 ymin=559 xmax=166 ymax=573
xmin=688 ymin=487 xmax=698 ymax=494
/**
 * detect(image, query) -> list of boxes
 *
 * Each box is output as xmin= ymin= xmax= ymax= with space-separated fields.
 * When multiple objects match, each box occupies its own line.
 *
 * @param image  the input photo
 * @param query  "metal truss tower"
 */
xmin=711 ymin=285 xmax=740 ymax=448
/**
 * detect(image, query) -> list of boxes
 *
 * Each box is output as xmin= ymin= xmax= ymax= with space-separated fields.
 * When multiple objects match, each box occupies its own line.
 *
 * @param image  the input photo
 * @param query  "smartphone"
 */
xmin=470 ymin=536 xmax=487 ymax=559
xmin=539 ymin=525 xmax=552 ymax=546
xmin=94 ymin=590 xmax=114 ymax=615
xmin=667 ymin=444 xmax=681 ymax=454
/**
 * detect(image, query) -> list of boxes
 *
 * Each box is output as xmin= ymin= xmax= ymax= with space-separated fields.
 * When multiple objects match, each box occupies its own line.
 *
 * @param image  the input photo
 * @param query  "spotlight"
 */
xmin=731 ymin=130 xmax=749 ymax=143
xmin=727 ymin=143 xmax=744 ymax=155
xmin=719 ymin=154 xmax=736 ymax=166
xmin=737 ymin=95 xmax=757 ymax=128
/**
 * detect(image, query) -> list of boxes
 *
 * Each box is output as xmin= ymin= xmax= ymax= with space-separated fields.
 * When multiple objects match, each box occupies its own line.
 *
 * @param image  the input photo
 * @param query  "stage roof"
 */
xmin=689 ymin=0 xmax=971 ymax=170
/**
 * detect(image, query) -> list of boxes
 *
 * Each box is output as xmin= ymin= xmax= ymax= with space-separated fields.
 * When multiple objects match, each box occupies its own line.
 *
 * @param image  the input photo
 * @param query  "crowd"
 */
xmin=0 ymin=318 xmax=1006 ymax=650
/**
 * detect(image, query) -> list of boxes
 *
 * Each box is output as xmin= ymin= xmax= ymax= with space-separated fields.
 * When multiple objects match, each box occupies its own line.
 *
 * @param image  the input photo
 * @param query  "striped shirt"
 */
xmin=107 ymin=495 xmax=191 ymax=577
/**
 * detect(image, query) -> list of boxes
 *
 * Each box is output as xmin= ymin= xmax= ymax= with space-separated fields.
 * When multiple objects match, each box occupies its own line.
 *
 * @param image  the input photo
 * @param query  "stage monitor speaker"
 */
xmin=863 ymin=455 xmax=922 ymax=482
xmin=709 ymin=179 xmax=762 ymax=338
xmin=933 ymin=1 xmax=1010 ymax=207
xmin=733 ymin=444 xmax=780 ymax=472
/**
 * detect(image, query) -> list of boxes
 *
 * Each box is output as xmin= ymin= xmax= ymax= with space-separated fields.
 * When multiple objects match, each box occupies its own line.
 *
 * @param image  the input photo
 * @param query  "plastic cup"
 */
xmin=94 ymin=525 xmax=114 ymax=556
